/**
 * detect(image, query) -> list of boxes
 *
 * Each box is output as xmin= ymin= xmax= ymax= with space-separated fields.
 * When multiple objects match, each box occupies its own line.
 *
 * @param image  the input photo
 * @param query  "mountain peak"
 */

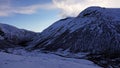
xmin=78 ymin=6 xmax=120 ymax=21
xmin=78 ymin=6 xmax=104 ymax=17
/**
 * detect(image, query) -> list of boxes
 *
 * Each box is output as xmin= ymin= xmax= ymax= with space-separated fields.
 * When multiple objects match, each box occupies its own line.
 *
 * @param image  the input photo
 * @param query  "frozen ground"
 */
xmin=0 ymin=51 xmax=101 ymax=68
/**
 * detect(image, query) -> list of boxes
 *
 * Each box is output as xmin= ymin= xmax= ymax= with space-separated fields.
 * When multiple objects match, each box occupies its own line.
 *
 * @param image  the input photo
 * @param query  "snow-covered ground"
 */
xmin=0 ymin=51 xmax=101 ymax=68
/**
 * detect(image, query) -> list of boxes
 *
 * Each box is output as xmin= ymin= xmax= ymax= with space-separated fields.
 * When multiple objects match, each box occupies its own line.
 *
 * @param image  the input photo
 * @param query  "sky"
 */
xmin=0 ymin=0 xmax=120 ymax=32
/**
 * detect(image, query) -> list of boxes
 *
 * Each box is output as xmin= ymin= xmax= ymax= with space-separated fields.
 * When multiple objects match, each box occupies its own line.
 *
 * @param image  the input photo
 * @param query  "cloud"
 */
xmin=0 ymin=0 xmax=119 ymax=17
xmin=52 ymin=0 xmax=119 ymax=18
xmin=13 ymin=3 xmax=56 ymax=14
xmin=0 ymin=0 xmax=56 ymax=16
xmin=0 ymin=0 xmax=12 ymax=16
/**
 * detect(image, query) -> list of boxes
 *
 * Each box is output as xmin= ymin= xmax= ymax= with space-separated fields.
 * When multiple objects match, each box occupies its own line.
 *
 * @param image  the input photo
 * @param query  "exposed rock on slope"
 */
xmin=28 ymin=6 xmax=120 ymax=55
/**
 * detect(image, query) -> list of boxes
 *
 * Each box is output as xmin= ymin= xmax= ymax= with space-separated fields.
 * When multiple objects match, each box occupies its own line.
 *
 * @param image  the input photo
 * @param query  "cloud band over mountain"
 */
xmin=0 ymin=0 xmax=119 ymax=17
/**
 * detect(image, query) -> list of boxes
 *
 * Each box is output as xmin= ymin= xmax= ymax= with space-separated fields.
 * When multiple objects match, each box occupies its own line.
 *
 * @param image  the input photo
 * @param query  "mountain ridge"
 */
xmin=27 ymin=6 xmax=120 ymax=55
xmin=0 ymin=23 xmax=38 ymax=49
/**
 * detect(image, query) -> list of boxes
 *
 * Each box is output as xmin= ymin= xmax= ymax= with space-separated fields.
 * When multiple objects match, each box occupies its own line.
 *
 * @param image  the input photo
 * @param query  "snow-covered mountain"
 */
xmin=1 ymin=6 xmax=120 ymax=68
xmin=0 ymin=23 xmax=38 ymax=49
xmin=28 ymin=6 xmax=120 ymax=55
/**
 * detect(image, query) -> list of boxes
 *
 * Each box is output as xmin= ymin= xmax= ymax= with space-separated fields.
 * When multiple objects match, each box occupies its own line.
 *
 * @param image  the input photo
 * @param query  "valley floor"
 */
xmin=0 ymin=51 xmax=101 ymax=68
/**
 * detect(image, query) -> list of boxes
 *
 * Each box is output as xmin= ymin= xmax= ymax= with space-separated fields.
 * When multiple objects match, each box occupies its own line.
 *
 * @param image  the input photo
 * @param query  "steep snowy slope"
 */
xmin=28 ymin=6 xmax=120 ymax=55
xmin=0 ymin=23 xmax=37 ymax=49
xmin=27 ymin=17 xmax=74 ymax=48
